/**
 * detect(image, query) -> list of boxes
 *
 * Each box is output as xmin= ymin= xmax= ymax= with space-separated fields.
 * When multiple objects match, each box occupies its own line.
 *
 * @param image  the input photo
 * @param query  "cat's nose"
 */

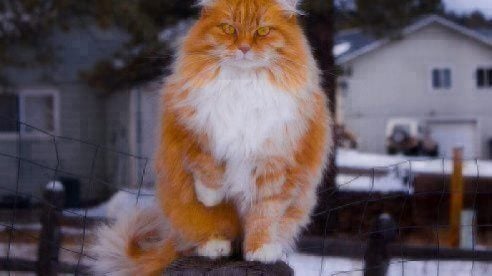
xmin=238 ymin=45 xmax=251 ymax=54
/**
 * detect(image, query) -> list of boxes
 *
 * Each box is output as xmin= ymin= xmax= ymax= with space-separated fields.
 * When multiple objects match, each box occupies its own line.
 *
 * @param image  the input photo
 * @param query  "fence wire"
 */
xmin=0 ymin=116 xmax=490 ymax=275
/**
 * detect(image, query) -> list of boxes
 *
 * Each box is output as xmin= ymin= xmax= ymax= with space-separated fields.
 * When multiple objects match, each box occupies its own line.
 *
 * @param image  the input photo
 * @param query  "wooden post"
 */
xmin=37 ymin=181 xmax=65 ymax=276
xmin=364 ymin=214 xmax=396 ymax=276
xmin=165 ymin=257 xmax=293 ymax=276
xmin=449 ymin=147 xmax=464 ymax=248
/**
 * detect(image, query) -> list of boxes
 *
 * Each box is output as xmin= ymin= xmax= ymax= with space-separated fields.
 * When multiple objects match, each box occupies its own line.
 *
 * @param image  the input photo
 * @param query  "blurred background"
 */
xmin=0 ymin=0 xmax=492 ymax=275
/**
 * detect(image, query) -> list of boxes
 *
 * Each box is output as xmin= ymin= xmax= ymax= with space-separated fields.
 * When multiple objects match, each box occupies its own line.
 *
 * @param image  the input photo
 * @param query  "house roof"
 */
xmin=334 ymin=28 xmax=376 ymax=63
xmin=476 ymin=28 xmax=492 ymax=40
xmin=335 ymin=15 xmax=492 ymax=65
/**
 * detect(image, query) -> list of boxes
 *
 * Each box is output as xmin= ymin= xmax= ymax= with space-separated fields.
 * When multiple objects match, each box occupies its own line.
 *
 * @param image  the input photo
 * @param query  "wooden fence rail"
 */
xmin=0 ymin=185 xmax=90 ymax=274
xmin=0 ymin=258 xmax=88 ymax=274
xmin=299 ymin=235 xmax=492 ymax=261
xmin=299 ymin=214 xmax=492 ymax=276
xmin=1 ymin=185 xmax=491 ymax=275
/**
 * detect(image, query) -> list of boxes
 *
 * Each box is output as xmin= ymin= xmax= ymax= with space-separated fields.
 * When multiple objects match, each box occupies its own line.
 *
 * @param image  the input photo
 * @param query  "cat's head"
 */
xmin=181 ymin=0 xmax=309 ymax=73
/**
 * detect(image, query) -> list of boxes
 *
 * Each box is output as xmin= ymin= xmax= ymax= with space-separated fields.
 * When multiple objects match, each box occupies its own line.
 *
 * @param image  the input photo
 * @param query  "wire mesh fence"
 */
xmin=1 ymin=1 xmax=491 ymax=274
xmin=0 ymin=116 xmax=491 ymax=275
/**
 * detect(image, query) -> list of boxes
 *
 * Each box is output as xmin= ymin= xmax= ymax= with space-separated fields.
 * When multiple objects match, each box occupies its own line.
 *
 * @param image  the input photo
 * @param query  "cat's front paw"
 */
xmin=196 ymin=239 xmax=232 ymax=259
xmin=194 ymin=179 xmax=224 ymax=207
xmin=245 ymin=243 xmax=284 ymax=263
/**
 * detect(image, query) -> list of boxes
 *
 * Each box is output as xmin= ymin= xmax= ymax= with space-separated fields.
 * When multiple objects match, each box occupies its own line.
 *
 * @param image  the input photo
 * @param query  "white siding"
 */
xmin=341 ymin=23 xmax=492 ymax=158
xmin=137 ymin=83 xmax=161 ymax=186
xmin=105 ymin=82 xmax=161 ymax=190
xmin=428 ymin=121 xmax=477 ymax=158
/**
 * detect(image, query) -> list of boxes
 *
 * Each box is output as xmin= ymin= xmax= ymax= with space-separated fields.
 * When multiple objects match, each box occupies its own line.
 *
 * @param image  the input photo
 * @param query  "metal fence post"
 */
xmin=37 ymin=181 xmax=65 ymax=276
xmin=364 ymin=213 xmax=396 ymax=276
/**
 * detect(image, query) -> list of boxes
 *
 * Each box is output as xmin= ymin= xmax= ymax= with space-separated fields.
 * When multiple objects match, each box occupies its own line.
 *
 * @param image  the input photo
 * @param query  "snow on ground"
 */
xmin=60 ymin=150 xmax=492 ymax=210
xmin=3 ymin=150 xmax=492 ymax=274
xmin=338 ymin=150 xmax=409 ymax=169
xmin=287 ymin=254 xmax=492 ymax=276
xmin=287 ymin=253 xmax=363 ymax=275
xmin=410 ymin=158 xmax=492 ymax=178
xmin=70 ymin=171 xmax=409 ymax=219
xmin=46 ymin=181 xmax=64 ymax=192
xmin=338 ymin=149 xmax=492 ymax=178
xmin=0 ymin=241 xmax=95 ymax=269
xmin=337 ymin=172 xmax=410 ymax=193
xmin=387 ymin=258 xmax=492 ymax=276
xmin=0 ymin=223 xmax=89 ymax=235
xmin=64 ymin=188 xmax=156 ymax=219
xmin=1 ymin=245 xmax=492 ymax=276
xmin=0 ymin=242 xmax=37 ymax=261
xmin=57 ymin=150 xmax=492 ymax=216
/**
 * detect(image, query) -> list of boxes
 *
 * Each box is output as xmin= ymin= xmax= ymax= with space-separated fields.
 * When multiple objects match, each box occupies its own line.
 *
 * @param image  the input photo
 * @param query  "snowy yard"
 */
xmin=287 ymin=254 xmax=492 ymax=276
xmin=338 ymin=149 xmax=492 ymax=178
xmin=2 ymin=150 xmax=492 ymax=274
xmin=2 ymin=242 xmax=491 ymax=275
xmin=336 ymin=149 xmax=492 ymax=194
xmin=65 ymin=150 xmax=492 ymax=218
xmin=56 ymin=189 xmax=492 ymax=275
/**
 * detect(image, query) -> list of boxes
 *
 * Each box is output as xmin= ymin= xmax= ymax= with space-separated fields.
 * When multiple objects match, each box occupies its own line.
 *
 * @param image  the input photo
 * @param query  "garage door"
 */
xmin=429 ymin=122 xmax=477 ymax=159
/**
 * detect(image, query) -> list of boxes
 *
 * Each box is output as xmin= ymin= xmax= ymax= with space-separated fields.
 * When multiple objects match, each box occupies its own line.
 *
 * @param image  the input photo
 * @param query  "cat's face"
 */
xmin=184 ymin=0 xmax=306 ymax=71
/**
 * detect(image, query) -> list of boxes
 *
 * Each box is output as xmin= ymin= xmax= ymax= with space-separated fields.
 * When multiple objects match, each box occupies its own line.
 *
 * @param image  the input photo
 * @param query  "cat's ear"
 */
xmin=275 ymin=0 xmax=304 ymax=15
xmin=196 ymin=0 xmax=216 ymax=7
xmin=196 ymin=0 xmax=216 ymax=17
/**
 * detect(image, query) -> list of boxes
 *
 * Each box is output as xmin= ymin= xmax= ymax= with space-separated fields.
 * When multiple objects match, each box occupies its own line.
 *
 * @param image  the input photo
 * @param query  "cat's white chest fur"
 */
xmin=183 ymin=68 xmax=306 ymax=209
xmin=185 ymin=69 xmax=304 ymax=159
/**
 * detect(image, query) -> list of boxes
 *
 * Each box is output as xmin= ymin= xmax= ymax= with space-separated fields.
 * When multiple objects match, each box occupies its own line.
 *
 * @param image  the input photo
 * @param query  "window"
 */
xmin=432 ymin=68 xmax=452 ymax=90
xmin=476 ymin=68 xmax=492 ymax=88
xmin=22 ymin=95 xmax=55 ymax=133
xmin=0 ymin=94 xmax=19 ymax=132
xmin=0 ymin=90 xmax=58 ymax=137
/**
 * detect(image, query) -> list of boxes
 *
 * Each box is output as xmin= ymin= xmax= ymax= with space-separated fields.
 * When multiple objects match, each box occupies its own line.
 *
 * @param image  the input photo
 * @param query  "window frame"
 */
xmin=430 ymin=66 xmax=453 ymax=91
xmin=476 ymin=67 xmax=492 ymax=89
xmin=0 ymin=88 xmax=60 ymax=140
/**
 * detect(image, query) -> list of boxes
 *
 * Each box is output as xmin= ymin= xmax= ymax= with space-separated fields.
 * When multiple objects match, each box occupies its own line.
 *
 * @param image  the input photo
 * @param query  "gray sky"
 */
xmin=444 ymin=0 xmax=492 ymax=17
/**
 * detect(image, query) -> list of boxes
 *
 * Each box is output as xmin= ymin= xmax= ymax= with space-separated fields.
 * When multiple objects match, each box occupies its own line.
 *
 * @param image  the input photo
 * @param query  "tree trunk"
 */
xmin=165 ymin=257 xmax=293 ymax=276
xmin=304 ymin=0 xmax=338 ymax=236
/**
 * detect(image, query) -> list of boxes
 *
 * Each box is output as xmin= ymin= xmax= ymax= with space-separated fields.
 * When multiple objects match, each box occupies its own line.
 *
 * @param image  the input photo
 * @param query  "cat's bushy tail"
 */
xmin=91 ymin=206 xmax=178 ymax=276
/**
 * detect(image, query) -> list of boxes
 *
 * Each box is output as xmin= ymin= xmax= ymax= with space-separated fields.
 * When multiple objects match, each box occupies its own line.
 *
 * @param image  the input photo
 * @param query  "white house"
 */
xmin=0 ymin=24 xmax=129 ymax=202
xmin=336 ymin=15 xmax=492 ymax=159
xmin=105 ymin=81 xmax=162 ymax=189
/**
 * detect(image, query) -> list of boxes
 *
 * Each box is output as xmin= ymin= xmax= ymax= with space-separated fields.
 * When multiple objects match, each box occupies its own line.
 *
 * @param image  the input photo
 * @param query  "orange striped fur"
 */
xmin=92 ymin=1 xmax=331 ymax=274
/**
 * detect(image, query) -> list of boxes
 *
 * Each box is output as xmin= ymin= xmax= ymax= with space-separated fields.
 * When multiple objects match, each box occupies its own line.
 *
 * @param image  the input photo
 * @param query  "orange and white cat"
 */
xmin=92 ymin=0 xmax=331 ymax=275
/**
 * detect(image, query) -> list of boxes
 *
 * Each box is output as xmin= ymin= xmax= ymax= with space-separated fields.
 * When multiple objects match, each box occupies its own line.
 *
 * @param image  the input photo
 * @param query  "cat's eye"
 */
xmin=257 ymin=26 xmax=271 ymax=36
xmin=221 ymin=24 xmax=236 ymax=35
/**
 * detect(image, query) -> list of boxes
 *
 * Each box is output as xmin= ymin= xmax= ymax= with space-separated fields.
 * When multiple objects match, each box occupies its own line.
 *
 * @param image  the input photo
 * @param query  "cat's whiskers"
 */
xmin=273 ymin=55 xmax=309 ymax=69
xmin=183 ymin=65 xmax=221 ymax=88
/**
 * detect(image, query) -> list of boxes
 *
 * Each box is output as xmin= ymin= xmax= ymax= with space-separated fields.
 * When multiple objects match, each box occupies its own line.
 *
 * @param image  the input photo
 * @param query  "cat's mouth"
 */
xmin=234 ymin=49 xmax=254 ymax=61
xmin=222 ymin=50 xmax=268 ymax=69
